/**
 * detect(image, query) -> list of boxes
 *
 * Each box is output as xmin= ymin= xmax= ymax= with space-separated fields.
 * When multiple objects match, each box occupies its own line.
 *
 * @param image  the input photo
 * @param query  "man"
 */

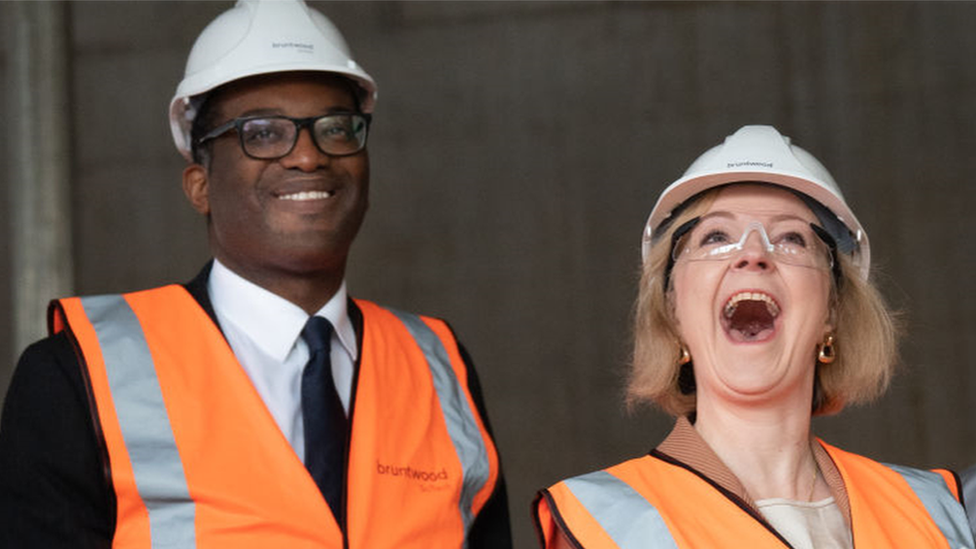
xmin=0 ymin=1 xmax=511 ymax=547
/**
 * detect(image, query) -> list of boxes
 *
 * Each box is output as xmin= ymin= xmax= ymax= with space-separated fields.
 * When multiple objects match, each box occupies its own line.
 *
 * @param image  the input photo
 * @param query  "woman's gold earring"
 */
xmin=817 ymin=335 xmax=836 ymax=364
xmin=679 ymin=347 xmax=691 ymax=365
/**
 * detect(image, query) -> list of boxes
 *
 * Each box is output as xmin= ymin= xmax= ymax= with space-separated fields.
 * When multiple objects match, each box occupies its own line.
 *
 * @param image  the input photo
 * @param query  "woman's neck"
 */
xmin=693 ymin=398 xmax=821 ymax=502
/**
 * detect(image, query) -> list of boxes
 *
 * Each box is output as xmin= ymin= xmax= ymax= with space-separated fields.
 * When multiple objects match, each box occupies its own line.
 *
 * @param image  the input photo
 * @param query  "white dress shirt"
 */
xmin=207 ymin=259 xmax=358 ymax=461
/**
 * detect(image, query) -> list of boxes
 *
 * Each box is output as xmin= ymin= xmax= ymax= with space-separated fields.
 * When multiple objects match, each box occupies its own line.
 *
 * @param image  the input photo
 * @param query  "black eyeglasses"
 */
xmin=195 ymin=113 xmax=371 ymax=160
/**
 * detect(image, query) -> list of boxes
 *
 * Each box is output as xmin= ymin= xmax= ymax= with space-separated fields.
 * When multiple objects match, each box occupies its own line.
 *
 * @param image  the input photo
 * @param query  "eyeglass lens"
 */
xmin=239 ymin=114 xmax=368 ymax=159
xmin=672 ymin=216 xmax=832 ymax=270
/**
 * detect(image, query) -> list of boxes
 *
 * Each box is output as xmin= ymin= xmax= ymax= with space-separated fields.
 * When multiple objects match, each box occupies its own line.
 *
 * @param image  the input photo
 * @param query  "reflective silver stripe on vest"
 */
xmin=960 ymin=465 xmax=976 ymax=540
xmin=562 ymin=470 xmax=678 ymax=549
xmin=388 ymin=308 xmax=489 ymax=547
xmin=886 ymin=463 xmax=975 ymax=549
xmin=81 ymin=295 xmax=196 ymax=548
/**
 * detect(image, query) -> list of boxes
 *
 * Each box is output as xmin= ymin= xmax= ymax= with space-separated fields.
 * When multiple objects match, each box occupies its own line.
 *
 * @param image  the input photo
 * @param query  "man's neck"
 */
xmin=213 ymin=255 xmax=345 ymax=315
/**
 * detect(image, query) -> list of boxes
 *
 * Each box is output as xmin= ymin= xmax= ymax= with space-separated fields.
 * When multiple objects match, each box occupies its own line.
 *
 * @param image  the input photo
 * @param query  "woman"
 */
xmin=533 ymin=125 xmax=973 ymax=549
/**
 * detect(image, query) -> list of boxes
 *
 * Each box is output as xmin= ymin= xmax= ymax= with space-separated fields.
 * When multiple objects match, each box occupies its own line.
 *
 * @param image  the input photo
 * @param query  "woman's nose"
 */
xmin=731 ymin=230 xmax=773 ymax=271
xmin=732 ymin=252 xmax=771 ymax=271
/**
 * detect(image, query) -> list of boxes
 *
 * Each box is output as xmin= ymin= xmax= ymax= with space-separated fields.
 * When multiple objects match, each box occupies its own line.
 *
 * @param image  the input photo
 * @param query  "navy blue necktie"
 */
xmin=301 ymin=316 xmax=348 ymax=527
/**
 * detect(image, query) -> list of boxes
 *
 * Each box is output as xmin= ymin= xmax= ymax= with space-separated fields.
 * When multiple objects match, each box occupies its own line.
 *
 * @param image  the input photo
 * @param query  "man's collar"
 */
xmin=207 ymin=258 xmax=357 ymax=362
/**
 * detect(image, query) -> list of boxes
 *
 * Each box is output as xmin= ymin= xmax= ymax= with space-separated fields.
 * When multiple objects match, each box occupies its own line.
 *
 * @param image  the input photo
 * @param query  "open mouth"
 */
xmin=722 ymin=291 xmax=780 ymax=342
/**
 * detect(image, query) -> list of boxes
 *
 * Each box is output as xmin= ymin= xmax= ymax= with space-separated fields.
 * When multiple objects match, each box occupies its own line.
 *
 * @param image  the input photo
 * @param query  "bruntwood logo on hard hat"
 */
xmin=271 ymin=41 xmax=314 ymax=54
xmin=727 ymin=161 xmax=774 ymax=169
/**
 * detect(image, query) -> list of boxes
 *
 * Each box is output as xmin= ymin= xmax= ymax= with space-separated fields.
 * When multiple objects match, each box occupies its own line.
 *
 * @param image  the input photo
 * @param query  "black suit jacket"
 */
xmin=0 ymin=265 xmax=511 ymax=548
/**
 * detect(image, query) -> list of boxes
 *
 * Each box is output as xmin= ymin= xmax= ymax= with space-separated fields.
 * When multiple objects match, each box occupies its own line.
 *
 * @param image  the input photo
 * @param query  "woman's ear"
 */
xmin=822 ymin=317 xmax=835 ymax=340
xmin=825 ymin=300 xmax=838 ymax=336
xmin=182 ymin=163 xmax=210 ymax=215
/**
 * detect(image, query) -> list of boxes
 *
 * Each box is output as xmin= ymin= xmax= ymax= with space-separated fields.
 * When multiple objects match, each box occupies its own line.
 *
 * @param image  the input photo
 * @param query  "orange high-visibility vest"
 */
xmin=536 ymin=443 xmax=973 ymax=549
xmin=51 ymin=285 xmax=500 ymax=549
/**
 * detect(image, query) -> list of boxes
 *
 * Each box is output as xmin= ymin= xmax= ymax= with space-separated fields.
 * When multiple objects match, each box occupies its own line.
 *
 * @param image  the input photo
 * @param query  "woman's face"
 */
xmin=670 ymin=184 xmax=833 ymax=410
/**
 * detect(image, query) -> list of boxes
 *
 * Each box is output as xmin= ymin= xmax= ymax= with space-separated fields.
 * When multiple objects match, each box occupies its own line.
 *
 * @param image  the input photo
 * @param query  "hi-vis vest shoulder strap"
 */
xmin=536 ymin=442 xmax=974 ymax=549
xmin=960 ymin=465 xmax=976 ymax=538
xmin=51 ymin=285 xmax=499 ymax=549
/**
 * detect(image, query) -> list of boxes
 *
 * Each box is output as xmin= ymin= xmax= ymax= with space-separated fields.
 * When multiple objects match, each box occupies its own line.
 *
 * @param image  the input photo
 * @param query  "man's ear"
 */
xmin=182 ymin=163 xmax=210 ymax=215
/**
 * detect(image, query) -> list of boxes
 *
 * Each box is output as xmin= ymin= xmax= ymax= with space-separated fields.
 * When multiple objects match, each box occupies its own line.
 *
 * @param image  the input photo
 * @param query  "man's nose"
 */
xmin=280 ymin=127 xmax=329 ymax=171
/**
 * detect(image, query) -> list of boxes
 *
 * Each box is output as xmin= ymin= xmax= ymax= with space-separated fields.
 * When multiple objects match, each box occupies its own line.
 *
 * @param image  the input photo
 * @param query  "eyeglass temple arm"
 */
xmin=810 ymin=223 xmax=842 ymax=288
xmin=662 ymin=217 xmax=702 ymax=292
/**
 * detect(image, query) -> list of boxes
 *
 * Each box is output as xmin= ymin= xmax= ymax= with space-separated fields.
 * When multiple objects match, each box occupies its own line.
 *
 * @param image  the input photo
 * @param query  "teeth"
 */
xmin=279 ymin=190 xmax=333 ymax=201
xmin=724 ymin=292 xmax=780 ymax=318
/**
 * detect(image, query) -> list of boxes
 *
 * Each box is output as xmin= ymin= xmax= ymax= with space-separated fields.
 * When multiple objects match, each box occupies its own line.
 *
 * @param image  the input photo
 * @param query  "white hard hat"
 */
xmin=169 ymin=0 xmax=377 ymax=160
xmin=641 ymin=125 xmax=869 ymax=279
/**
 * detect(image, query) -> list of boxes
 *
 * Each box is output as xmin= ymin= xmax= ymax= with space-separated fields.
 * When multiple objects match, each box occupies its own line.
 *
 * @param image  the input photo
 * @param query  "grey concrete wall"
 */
xmin=5 ymin=2 xmax=976 ymax=547
xmin=0 ymin=6 xmax=10 ymax=397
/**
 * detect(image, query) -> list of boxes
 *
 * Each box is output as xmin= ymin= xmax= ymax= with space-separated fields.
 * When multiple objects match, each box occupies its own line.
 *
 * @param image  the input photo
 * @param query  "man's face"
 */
xmin=185 ymin=72 xmax=369 ymax=283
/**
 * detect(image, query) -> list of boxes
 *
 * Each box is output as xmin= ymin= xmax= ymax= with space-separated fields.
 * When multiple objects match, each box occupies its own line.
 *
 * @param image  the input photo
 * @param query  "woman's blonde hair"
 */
xmin=626 ymin=185 xmax=897 ymax=417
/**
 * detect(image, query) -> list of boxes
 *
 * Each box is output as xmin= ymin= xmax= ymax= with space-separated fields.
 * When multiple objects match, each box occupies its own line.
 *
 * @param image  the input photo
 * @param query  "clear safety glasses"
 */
xmin=196 ymin=112 xmax=371 ymax=160
xmin=671 ymin=214 xmax=837 ymax=271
